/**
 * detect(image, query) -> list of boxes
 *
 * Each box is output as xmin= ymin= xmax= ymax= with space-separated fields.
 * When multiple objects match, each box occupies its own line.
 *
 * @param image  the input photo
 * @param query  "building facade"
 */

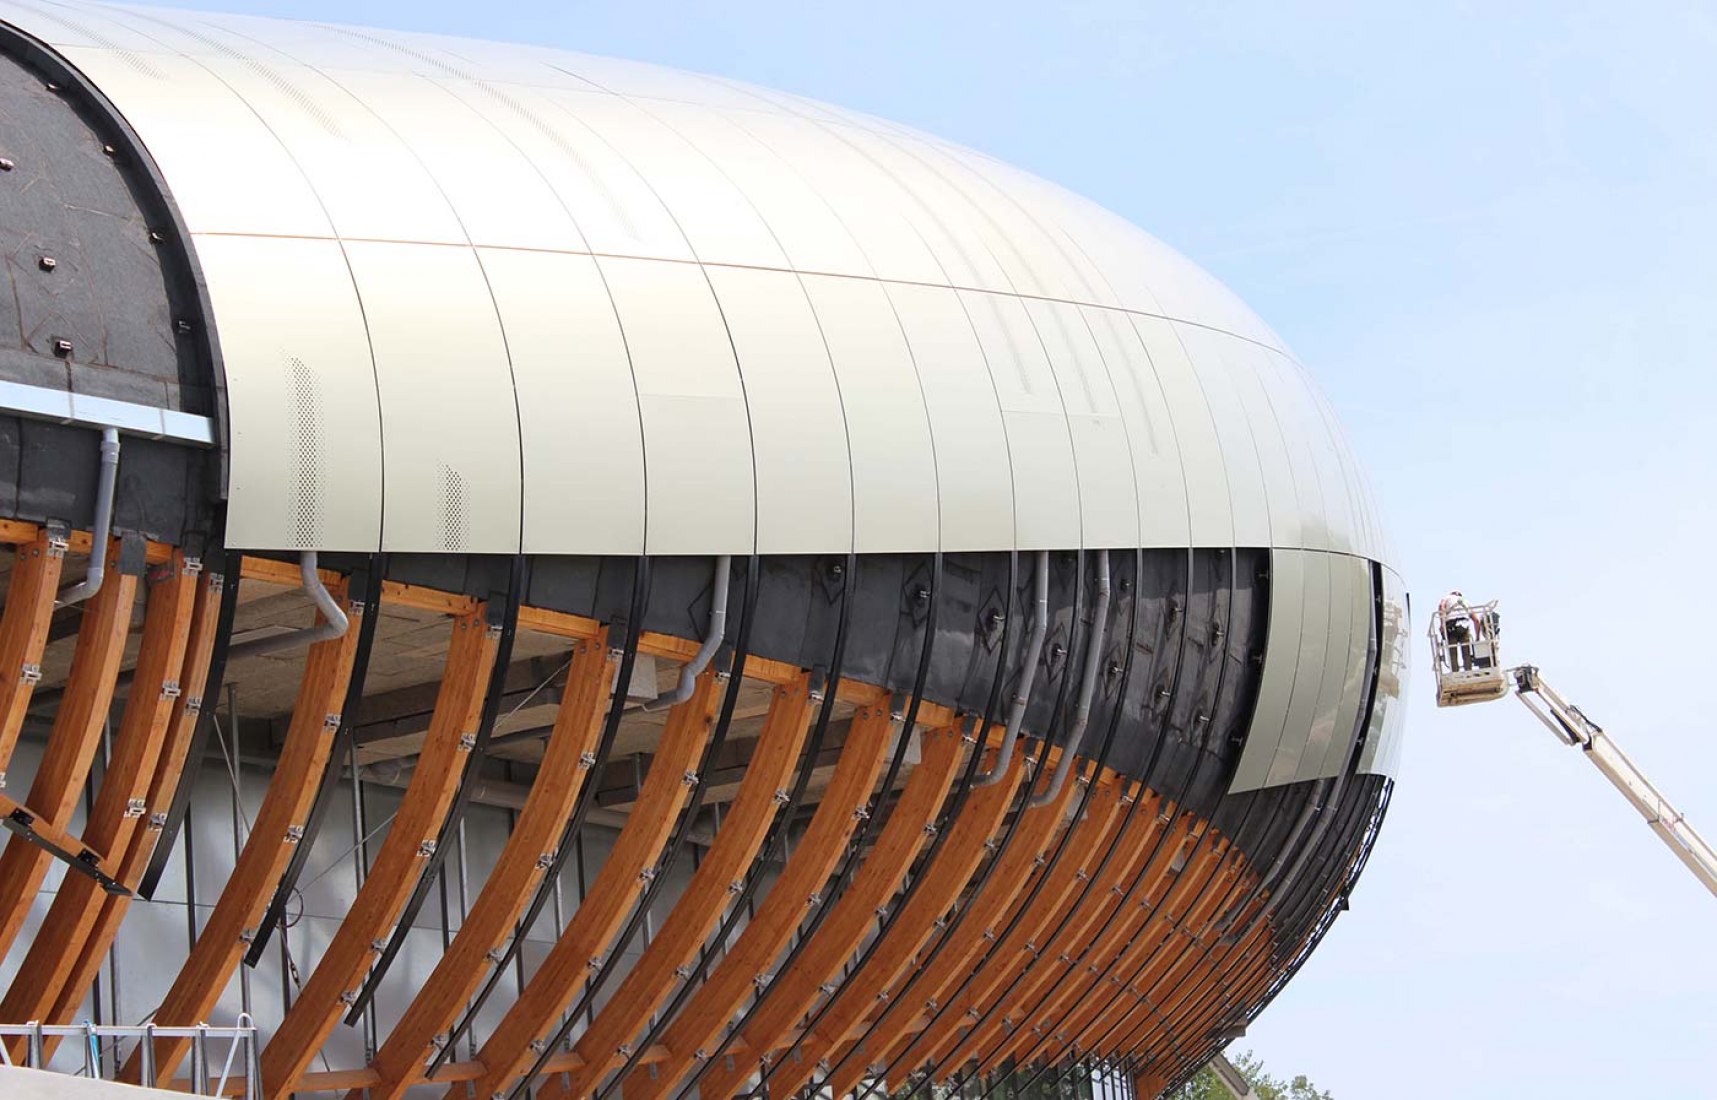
xmin=0 ymin=3 xmax=1408 ymax=1097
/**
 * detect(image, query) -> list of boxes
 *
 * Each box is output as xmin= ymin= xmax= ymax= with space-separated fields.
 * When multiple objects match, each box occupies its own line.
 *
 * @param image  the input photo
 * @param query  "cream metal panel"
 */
xmin=1264 ymin=548 xmax=1331 ymax=787
xmin=1205 ymin=330 xmax=1310 ymax=550
xmin=1229 ymin=547 xmax=1304 ymax=793
xmin=960 ymin=290 xmax=1081 ymax=549
xmin=938 ymin=148 xmax=1121 ymax=308
xmin=1263 ymin=350 xmax=1359 ymax=555
xmin=183 ymin=10 xmax=478 ymax=76
xmin=597 ymin=256 xmax=755 ymax=556
xmin=342 ymin=240 xmax=521 ymax=554
xmin=192 ymin=234 xmax=381 ymax=552
xmin=883 ymin=282 xmax=1013 ymax=552
xmin=551 ymin=88 xmax=787 ymax=270
xmin=432 ymin=79 xmax=693 ymax=262
xmin=1168 ymin=322 xmax=1269 ymax=547
xmin=830 ymin=125 xmax=1018 ymax=294
xmin=0 ymin=0 xmax=159 ymax=48
xmin=718 ymin=109 xmax=947 ymax=285
xmin=1079 ymin=307 xmax=1190 ymax=548
xmin=1023 ymin=299 xmax=1138 ymax=548
xmin=545 ymin=51 xmax=783 ymax=112
xmin=1290 ymin=551 xmax=1353 ymax=784
xmin=478 ymin=248 xmax=644 ymax=556
xmin=1303 ymin=376 xmax=1382 ymax=561
xmin=705 ymin=266 xmax=852 ymax=555
xmin=1128 ymin=315 xmax=1231 ymax=548
xmin=639 ymin=100 xmax=873 ymax=277
xmin=1360 ymin=567 xmax=1410 ymax=777
xmin=197 ymin=57 xmax=467 ymax=245
xmin=897 ymin=132 xmax=1103 ymax=304
xmin=318 ymin=69 xmax=582 ymax=252
xmin=799 ymin=275 xmax=938 ymax=553
xmin=1321 ymin=554 xmax=1377 ymax=778
xmin=53 ymin=45 xmax=330 ymax=237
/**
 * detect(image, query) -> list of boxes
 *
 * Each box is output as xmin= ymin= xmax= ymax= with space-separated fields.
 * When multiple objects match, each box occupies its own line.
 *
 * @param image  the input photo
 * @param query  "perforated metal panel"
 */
xmin=191 ymin=234 xmax=380 ymax=552
xmin=342 ymin=240 xmax=520 ymax=554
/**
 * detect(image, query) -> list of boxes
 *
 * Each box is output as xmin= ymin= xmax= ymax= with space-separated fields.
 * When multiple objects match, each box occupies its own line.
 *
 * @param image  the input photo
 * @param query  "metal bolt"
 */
xmin=52 ymin=338 xmax=73 ymax=358
xmin=37 ymin=256 xmax=55 ymax=272
xmin=0 ymin=157 xmax=13 ymax=171
xmin=101 ymin=143 xmax=116 ymax=156
xmin=147 ymin=229 xmax=165 ymax=243
xmin=175 ymin=319 xmax=193 ymax=334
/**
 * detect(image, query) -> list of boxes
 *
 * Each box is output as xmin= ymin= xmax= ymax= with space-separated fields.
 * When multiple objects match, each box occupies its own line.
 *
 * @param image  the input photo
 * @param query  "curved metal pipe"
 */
xmin=225 ymin=552 xmax=348 ymax=661
xmin=643 ymin=554 xmax=730 ymax=712
xmin=1030 ymin=551 xmax=1111 ymax=808
xmin=977 ymin=549 xmax=1051 ymax=787
xmin=56 ymin=427 xmax=119 ymax=607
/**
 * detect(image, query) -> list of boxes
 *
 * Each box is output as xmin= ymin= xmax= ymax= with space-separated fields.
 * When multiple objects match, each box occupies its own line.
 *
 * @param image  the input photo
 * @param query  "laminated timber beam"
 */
xmin=453 ymin=670 xmax=724 ymax=1100
xmin=122 ymin=582 xmax=362 ymax=1089
xmin=1011 ymin=836 xmax=1238 ymax=1070
xmin=616 ymin=701 xmax=899 ymax=1100
xmin=0 ymin=519 xmax=173 ymax=564
xmin=359 ymin=630 xmax=618 ymax=1100
xmin=773 ymin=747 xmax=1035 ymax=1099
xmin=916 ymin=778 xmax=1133 ymax=1079
xmin=984 ymin=812 xmax=1203 ymax=1069
xmin=1 ymin=552 xmax=202 ymax=1032
xmin=690 ymin=724 xmax=970 ymax=1100
xmin=262 ymin=607 xmax=500 ymax=1096
xmin=0 ymin=527 xmax=67 ymax=779
xmin=0 ymin=540 xmax=139 ymax=961
xmin=41 ymin=565 xmax=227 ymax=1029
xmin=872 ymin=778 xmax=1138 ymax=1088
xmin=847 ymin=752 xmax=1087 ymax=1086
xmin=926 ymin=786 xmax=1159 ymax=1071
xmin=538 ymin=672 xmax=818 ymax=1100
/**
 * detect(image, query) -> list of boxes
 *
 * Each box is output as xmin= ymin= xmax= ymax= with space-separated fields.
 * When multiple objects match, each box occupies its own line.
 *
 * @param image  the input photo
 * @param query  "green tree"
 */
xmin=1165 ymin=1050 xmax=1334 ymax=1100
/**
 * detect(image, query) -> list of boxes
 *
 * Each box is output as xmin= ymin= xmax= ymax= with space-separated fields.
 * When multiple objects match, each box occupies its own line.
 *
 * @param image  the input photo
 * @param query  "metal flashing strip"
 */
xmin=0 ymin=380 xmax=215 ymax=446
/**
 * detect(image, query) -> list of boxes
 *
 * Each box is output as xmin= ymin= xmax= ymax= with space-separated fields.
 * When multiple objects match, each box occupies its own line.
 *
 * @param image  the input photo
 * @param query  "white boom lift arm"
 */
xmin=1429 ymin=597 xmax=1717 ymax=899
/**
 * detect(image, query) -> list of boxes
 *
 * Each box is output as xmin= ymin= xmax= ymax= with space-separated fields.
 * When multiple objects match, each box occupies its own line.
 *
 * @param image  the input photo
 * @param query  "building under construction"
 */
xmin=0 ymin=3 xmax=1409 ymax=1097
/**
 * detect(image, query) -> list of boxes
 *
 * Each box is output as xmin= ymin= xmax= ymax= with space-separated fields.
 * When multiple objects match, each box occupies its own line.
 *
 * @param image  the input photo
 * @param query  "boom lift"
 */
xmin=1430 ymin=595 xmax=1717 ymax=899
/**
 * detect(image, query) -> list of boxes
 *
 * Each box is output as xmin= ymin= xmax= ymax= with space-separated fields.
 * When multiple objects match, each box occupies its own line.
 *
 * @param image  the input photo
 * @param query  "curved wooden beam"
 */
xmin=847 ymin=752 xmax=1085 ymax=1086
xmin=360 ymin=630 xmax=617 ymax=1100
xmin=262 ymin=608 xmax=498 ymax=1095
xmin=0 ymin=542 xmax=138 ymax=962
xmin=538 ymin=672 xmax=816 ymax=1100
xmin=692 ymin=724 xmax=969 ymax=1100
xmin=878 ymin=779 xmax=1135 ymax=1087
xmin=0 ymin=528 xmax=67 ymax=781
xmin=618 ymin=701 xmax=898 ymax=1100
xmin=1 ymin=553 xmax=201 ymax=1026
xmin=924 ymin=779 xmax=1130 ymax=1078
xmin=122 ymin=582 xmax=361 ymax=1088
xmin=453 ymin=670 xmax=724 ymax=1100
xmin=976 ymin=806 xmax=1191 ymax=1071
xmin=779 ymin=749 xmax=1032 ymax=1099
xmin=1034 ymin=837 xmax=1238 ymax=1067
xmin=43 ymin=565 xmax=226 ymax=1028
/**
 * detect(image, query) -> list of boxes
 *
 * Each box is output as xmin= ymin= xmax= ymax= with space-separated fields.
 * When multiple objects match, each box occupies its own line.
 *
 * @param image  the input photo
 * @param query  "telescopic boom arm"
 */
xmin=1511 ymin=665 xmax=1717 ymax=898
xmin=1429 ymin=596 xmax=1717 ymax=900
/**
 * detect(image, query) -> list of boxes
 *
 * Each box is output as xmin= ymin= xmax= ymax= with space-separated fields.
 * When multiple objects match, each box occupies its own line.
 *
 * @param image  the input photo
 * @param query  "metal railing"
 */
xmin=0 ymin=1016 xmax=261 ymax=1096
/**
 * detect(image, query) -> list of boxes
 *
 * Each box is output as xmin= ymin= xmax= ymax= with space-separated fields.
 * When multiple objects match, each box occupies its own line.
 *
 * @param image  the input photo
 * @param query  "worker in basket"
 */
xmin=1439 ymin=590 xmax=1474 ymax=671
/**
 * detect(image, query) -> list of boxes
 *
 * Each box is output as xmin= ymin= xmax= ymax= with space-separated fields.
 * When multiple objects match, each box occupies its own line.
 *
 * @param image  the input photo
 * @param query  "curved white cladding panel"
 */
xmin=0 ymin=0 xmax=1390 ymax=568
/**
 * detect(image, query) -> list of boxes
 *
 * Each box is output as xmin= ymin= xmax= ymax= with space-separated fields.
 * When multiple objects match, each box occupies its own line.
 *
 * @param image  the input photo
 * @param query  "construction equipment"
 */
xmin=1430 ymin=595 xmax=1717 ymax=899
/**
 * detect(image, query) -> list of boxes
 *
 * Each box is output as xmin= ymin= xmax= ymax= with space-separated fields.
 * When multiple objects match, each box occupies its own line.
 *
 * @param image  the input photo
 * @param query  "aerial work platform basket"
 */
xmin=1429 ymin=595 xmax=1507 ymax=707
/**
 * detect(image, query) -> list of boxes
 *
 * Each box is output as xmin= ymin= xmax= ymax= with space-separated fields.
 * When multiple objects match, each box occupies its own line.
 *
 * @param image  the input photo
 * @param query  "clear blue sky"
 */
xmin=143 ymin=1 xmax=1717 ymax=1094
